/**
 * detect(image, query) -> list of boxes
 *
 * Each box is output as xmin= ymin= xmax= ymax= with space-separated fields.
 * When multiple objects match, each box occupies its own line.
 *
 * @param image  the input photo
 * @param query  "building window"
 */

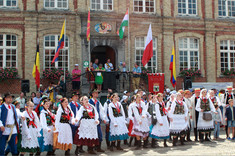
xmin=0 ymin=0 xmax=17 ymax=7
xmin=135 ymin=37 xmax=157 ymax=72
xmin=133 ymin=0 xmax=154 ymax=13
xmin=220 ymin=40 xmax=235 ymax=72
xmin=91 ymin=0 xmax=113 ymax=11
xmin=44 ymin=0 xmax=68 ymax=9
xmin=0 ymin=34 xmax=17 ymax=68
xmin=44 ymin=35 xmax=69 ymax=70
xmin=179 ymin=38 xmax=199 ymax=71
xmin=218 ymin=0 xmax=235 ymax=17
xmin=178 ymin=0 xmax=197 ymax=15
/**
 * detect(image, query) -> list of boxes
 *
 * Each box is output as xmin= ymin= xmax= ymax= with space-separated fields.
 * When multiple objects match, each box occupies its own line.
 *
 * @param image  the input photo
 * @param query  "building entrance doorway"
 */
xmin=91 ymin=46 xmax=116 ymax=69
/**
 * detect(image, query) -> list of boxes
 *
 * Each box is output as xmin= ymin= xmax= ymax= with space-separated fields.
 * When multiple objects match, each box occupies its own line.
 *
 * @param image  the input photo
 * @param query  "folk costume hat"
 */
xmin=71 ymin=92 xmax=79 ymax=98
xmin=226 ymin=86 xmax=234 ymax=91
xmin=3 ymin=92 xmax=13 ymax=102
xmin=194 ymin=88 xmax=201 ymax=92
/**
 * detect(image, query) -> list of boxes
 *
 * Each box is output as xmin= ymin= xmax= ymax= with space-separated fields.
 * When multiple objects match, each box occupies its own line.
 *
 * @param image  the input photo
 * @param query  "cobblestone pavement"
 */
xmin=41 ymin=129 xmax=235 ymax=156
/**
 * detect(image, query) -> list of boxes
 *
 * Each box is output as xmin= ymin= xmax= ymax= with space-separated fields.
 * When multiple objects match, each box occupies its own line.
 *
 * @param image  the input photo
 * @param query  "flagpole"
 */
xmin=64 ymin=18 xmax=66 ymax=83
xmin=128 ymin=7 xmax=130 ymax=71
xmin=37 ymin=37 xmax=40 ymax=92
xmin=88 ymin=8 xmax=91 ymax=66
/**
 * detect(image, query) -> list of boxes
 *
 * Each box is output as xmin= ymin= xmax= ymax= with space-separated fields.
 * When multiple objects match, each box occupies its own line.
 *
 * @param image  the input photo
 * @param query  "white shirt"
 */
xmin=0 ymin=103 xmax=17 ymax=135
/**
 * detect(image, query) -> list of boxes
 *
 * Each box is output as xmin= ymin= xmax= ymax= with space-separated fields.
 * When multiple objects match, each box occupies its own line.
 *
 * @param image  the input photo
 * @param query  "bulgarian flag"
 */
xmin=117 ymin=9 xmax=129 ymax=39
xmin=142 ymin=24 xmax=153 ymax=66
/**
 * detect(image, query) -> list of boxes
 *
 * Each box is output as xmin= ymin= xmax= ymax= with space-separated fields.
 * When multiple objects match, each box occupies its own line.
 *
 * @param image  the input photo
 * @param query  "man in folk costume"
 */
xmin=69 ymin=92 xmax=83 ymax=154
xmin=104 ymin=58 xmax=114 ymax=72
xmin=89 ymin=89 xmax=106 ymax=152
xmin=221 ymin=86 xmax=235 ymax=138
xmin=0 ymin=93 xmax=20 ymax=155
xmin=190 ymin=88 xmax=201 ymax=141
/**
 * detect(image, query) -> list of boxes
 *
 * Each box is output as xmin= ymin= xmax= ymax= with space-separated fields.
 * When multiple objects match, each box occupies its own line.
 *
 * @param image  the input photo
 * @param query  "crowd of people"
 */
xmin=0 ymin=85 xmax=235 ymax=156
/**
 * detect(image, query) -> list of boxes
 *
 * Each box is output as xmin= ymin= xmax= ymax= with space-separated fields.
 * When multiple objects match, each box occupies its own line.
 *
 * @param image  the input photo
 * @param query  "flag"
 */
xmin=51 ymin=20 xmax=66 ymax=64
xmin=169 ymin=46 xmax=177 ymax=88
xmin=118 ymin=9 xmax=129 ymax=39
xmin=142 ymin=24 xmax=153 ymax=66
xmin=32 ymin=42 xmax=40 ymax=88
xmin=87 ymin=9 xmax=90 ymax=41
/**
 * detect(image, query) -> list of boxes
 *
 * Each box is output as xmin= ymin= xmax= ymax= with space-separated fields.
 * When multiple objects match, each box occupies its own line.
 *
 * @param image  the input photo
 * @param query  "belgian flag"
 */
xmin=32 ymin=42 xmax=40 ymax=89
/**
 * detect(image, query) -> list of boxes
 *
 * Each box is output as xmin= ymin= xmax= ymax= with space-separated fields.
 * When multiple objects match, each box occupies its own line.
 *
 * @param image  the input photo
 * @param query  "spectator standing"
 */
xmin=225 ymin=99 xmax=235 ymax=140
xmin=93 ymin=58 xmax=99 ymax=69
xmin=95 ymin=64 xmax=106 ymax=92
xmin=58 ymin=76 xmax=66 ymax=97
xmin=212 ymin=104 xmax=222 ymax=140
xmin=46 ymin=82 xmax=57 ymax=103
xmin=105 ymin=58 xmax=114 ymax=72
xmin=30 ymin=92 xmax=36 ymax=102
xmin=72 ymin=64 xmax=81 ymax=93
xmin=119 ymin=62 xmax=129 ymax=92
xmin=132 ymin=63 xmax=141 ymax=91
xmin=16 ymin=92 xmax=26 ymax=112
xmin=33 ymin=91 xmax=42 ymax=109
xmin=86 ymin=62 xmax=95 ymax=92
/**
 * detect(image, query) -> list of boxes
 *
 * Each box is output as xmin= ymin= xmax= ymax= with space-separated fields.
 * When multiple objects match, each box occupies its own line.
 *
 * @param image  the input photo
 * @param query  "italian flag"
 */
xmin=142 ymin=24 xmax=153 ymax=66
xmin=117 ymin=9 xmax=129 ymax=39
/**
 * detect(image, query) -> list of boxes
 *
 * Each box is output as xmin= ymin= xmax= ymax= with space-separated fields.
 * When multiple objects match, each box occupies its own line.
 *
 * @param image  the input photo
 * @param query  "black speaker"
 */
xmin=21 ymin=80 xmax=30 ymax=93
xmin=184 ymin=76 xmax=192 ymax=90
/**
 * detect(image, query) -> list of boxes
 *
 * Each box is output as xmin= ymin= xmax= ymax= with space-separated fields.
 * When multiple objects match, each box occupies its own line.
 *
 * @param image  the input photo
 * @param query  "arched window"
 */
xmin=44 ymin=35 xmax=69 ymax=70
xmin=0 ymin=34 xmax=17 ymax=68
xmin=179 ymin=38 xmax=199 ymax=71
xmin=135 ymin=37 xmax=157 ymax=72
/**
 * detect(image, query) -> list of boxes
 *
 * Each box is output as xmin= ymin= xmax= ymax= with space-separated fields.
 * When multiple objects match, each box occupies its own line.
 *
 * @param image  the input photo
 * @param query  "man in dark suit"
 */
xmin=225 ymin=99 xmax=235 ymax=140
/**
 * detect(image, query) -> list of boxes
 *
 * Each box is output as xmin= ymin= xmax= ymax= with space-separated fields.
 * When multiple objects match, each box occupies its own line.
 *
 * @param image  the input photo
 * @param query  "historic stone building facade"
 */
xmin=0 ymin=0 xmax=235 ymax=93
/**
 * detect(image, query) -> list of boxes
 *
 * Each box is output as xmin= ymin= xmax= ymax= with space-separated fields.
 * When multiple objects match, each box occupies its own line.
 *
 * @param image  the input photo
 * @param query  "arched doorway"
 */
xmin=91 ymin=46 xmax=116 ymax=69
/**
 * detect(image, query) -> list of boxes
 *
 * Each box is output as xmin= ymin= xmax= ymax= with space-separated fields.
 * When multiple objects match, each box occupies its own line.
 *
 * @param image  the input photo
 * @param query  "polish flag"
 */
xmin=142 ymin=24 xmax=153 ymax=66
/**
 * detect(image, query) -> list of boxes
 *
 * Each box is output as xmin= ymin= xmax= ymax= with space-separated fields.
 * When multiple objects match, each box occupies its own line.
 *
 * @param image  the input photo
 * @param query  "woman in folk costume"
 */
xmin=131 ymin=94 xmax=150 ymax=149
xmin=196 ymin=89 xmax=216 ymax=143
xmin=184 ymin=90 xmax=193 ymax=142
xmin=127 ymin=95 xmax=137 ymax=147
xmin=150 ymin=93 xmax=170 ymax=147
xmin=108 ymin=93 xmax=129 ymax=151
xmin=18 ymin=101 xmax=41 ymax=155
xmin=169 ymin=92 xmax=188 ymax=146
xmin=54 ymin=98 xmax=74 ymax=155
xmin=73 ymin=96 xmax=100 ymax=154
xmin=38 ymin=99 xmax=56 ymax=155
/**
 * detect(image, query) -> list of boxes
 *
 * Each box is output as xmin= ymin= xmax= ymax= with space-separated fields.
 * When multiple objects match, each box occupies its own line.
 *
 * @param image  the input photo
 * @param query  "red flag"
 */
xmin=142 ymin=24 xmax=153 ymax=66
xmin=87 ymin=9 xmax=90 ymax=41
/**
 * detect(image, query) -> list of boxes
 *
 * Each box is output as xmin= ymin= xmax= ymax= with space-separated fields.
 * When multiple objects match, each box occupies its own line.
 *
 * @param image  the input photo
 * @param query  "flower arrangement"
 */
xmin=42 ymin=68 xmax=71 ymax=80
xmin=221 ymin=69 xmax=235 ymax=76
xmin=179 ymin=68 xmax=202 ymax=78
xmin=0 ymin=67 xmax=19 ymax=81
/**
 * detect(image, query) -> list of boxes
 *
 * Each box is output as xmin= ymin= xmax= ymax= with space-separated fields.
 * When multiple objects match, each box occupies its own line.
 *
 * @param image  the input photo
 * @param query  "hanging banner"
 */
xmin=148 ymin=73 xmax=165 ymax=94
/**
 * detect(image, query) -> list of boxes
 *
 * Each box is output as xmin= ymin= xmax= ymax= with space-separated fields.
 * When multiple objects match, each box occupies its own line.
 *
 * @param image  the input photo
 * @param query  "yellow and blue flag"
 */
xmin=169 ymin=46 xmax=176 ymax=87
xmin=52 ymin=20 xmax=65 ymax=64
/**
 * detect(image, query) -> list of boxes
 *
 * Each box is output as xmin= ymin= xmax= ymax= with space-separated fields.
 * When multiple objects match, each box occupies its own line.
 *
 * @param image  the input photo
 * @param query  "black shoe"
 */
xmin=180 ymin=137 xmax=185 ymax=145
xmin=124 ymin=139 xmax=128 ymax=145
xmin=134 ymin=140 xmax=141 ymax=150
xmin=65 ymin=149 xmax=70 ymax=155
xmin=35 ymin=152 xmax=41 ymax=156
xmin=173 ymin=138 xmax=177 ymax=146
xmin=88 ymin=147 xmax=96 ymax=155
xmin=143 ymin=140 xmax=148 ymax=148
xmin=96 ymin=144 xmax=105 ymax=153
xmin=75 ymin=147 xmax=79 ymax=155
xmin=164 ymin=143 xmax=168 ymax=147
xmin=187 ymin=139 xmax=192 ymax=142
xmin=110 ymin=142 xmax=115 ymax=151
xmin=117 ymin=141 xmax=123 ymax=150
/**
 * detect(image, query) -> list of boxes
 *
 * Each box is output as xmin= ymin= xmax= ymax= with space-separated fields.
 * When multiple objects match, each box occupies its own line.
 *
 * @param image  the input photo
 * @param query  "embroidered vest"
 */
xmin=26 ymin=117 xmax=36 ymax=128
xmin=174 ymin=102 xmax=185 ymax=114
xmin=200 ymin=98 xmax=210 ymax=111
xmin=46 ymin=113 xmax=53 ymax=126
xmin=158 ymin=104 xmax=166 ymax=116
xmin=82 ymin=109 xmax=95 ymax=119
xmin=112 ymin=106 xmax=123 ymax=117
